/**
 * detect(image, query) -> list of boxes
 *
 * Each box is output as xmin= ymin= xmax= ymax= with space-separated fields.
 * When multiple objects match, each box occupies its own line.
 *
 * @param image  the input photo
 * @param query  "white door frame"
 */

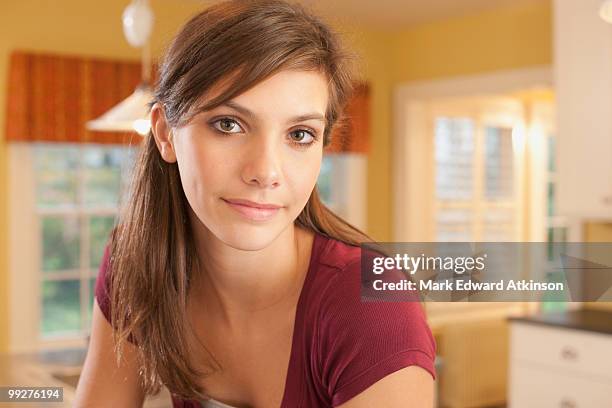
xmin=392 ymin=66 xmax=553 ymax=242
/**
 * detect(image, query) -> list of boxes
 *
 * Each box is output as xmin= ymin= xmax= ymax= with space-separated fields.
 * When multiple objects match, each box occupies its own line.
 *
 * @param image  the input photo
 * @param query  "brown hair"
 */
xmin=108 ymin=0 xmax=374 ymax=401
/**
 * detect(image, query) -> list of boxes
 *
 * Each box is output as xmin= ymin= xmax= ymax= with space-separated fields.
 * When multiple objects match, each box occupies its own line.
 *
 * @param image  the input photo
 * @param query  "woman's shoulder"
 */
xmin=310 ymin=233 xmax=435 ymax=353
xmin=308 ymin=233 xmax=437 ymax=406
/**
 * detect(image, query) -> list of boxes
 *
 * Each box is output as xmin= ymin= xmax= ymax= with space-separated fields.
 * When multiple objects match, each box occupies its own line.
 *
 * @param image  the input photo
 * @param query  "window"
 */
xmin=542 ymin=127 xmax=569 ymax=311
xmin=434 ymin=117 xmax=476 ymax=241
xmin=34 ymin=144 xmax=138 ymax=339
xmin=544 ymin=134 xmax=568 ymax=249
xmin=2 ymin=143 xmax=136 ymax=349
xmin=394 ymin=71 xmax=555 ymax=320
xmin=432 ymin=98 xmax=525 ymax=242
xmin=318 ymin=154 xmax=367 ymax=231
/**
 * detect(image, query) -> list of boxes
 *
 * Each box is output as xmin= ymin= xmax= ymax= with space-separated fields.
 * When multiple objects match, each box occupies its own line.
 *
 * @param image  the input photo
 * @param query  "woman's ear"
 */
xmin=150 ymin=102 xmax=177 ymax=163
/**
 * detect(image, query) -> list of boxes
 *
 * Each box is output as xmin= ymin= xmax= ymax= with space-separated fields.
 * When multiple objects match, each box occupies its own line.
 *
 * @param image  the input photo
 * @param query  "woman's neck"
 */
xmin=188 ymin=213 xmax=314 ymax=334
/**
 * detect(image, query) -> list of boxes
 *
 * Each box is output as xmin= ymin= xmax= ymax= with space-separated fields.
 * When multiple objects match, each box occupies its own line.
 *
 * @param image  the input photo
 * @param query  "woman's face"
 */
xmin=161 ymin=69 xmax=328 ymax=250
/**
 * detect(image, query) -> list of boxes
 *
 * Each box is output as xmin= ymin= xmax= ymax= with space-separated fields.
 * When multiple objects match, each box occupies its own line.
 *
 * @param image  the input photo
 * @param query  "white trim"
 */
xmin=393 ymin=67 xmax=555 ymax=319
xmin=426 ymin=97 xmax=527 ymax=242
xmin=393 ymin=66 xmax=553 ymax=242
xmin=528 ymin=100 xmax=558 ymax=242
xmin=8 ymin=143 xmax=127 ymax=352
xmin=36 ymin=206 xmax=118 ymax=215
xmin=9 ymin=143 xmax=41 ymax=353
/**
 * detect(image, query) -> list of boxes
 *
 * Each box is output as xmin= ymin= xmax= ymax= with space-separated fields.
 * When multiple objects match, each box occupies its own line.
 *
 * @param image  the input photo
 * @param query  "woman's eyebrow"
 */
xmin=222 ymin=100 xmax=326 ymax=124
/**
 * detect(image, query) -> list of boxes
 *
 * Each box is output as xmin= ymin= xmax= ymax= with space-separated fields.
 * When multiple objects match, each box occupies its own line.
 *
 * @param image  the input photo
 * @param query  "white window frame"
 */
xmin=8 ymin=143 xmax=125 ymax=352
xmin=392 ymin=66 xmax=581 ymax=321
xmin=393 ymin=66 xmax=553 ymax=242
xmin=427 ymin=96 xmax=527 ymax=242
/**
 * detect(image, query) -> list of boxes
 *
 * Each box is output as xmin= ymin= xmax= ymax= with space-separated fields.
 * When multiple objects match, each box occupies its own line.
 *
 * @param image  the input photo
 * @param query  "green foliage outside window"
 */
xmin=35 ymin=144 xmax=136 ymax=337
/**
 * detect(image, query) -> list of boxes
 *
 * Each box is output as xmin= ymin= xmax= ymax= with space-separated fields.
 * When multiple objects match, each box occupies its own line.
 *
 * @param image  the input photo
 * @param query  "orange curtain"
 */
xmin=5 ymin=50 xmax=151 ymax=145
xmin=324 ymin=82 xmax=370 ymax=155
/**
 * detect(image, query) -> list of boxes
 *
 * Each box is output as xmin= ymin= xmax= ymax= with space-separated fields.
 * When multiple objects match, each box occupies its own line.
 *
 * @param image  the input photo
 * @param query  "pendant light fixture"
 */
xmin=87 ymin=0 xmax=154 ymax=135
xmin=600 ymin=0 xmax=612 ymax=24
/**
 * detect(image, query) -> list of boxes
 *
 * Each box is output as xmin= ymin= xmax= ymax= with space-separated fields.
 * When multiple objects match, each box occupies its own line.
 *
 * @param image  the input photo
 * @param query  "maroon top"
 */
xmin=95 ymin=231 xmax=437 ymax=407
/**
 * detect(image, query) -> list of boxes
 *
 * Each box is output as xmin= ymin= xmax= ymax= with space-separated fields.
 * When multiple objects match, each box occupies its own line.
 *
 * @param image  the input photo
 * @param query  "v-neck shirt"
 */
xmin=95 ymin=231 xmax=437 ymax=408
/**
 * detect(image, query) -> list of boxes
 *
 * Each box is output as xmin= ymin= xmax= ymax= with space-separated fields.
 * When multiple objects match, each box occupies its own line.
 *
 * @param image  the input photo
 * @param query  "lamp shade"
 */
xmin=600 ymin=0 xmax=612 ymax=23
xmin=122 ymin=0 xmax=154 ymax=47
xmin=86 ymin=84 xmax=153 ymax=135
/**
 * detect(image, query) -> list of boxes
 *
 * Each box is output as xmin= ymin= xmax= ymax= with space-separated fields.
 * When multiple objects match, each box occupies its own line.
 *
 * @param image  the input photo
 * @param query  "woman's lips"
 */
xmin=222 ymin=199 xmax=282 ymax=221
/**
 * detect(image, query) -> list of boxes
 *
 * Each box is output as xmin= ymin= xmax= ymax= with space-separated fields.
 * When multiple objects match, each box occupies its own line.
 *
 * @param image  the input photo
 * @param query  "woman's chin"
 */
xmin=211 ymin=222 xmax=289 ymax=251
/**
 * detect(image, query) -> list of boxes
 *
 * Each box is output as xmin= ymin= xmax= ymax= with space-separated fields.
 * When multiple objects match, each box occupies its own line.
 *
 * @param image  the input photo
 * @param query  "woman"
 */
xmin=75 ymin=1 xmax=436 ymax=407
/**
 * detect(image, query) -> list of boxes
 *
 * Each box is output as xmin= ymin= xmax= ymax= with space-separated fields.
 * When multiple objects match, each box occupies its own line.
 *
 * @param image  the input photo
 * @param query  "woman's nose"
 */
xmin=241 ymin=138 xmax=282 ymax=188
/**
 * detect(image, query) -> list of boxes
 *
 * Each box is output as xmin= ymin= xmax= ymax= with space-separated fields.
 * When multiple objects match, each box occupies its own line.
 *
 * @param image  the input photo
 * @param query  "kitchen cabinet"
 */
xmin=554 ymin=0 xmax=612 ymax=218
xmin=508 ymin=309 xmax=612 ymax=407
xmin=438 ymin=317 xmax=510 ymax=408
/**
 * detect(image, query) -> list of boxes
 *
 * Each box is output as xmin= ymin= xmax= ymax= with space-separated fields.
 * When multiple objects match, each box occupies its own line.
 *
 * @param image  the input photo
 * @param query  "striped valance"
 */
xmin=6 ymin=50 xmax=149 ymax=144
xmin=325 ymin=83 xmax=370 ymax=154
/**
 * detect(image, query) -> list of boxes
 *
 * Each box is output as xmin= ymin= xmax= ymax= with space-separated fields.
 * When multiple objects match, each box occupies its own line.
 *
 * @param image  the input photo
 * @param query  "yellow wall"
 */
xmin=0 ymin=0 xmax=552 ymax=352
xmin=340 ymin=28 xmax=395 ymax=241
xmin=390 ymin=0 xmax=552 ymax=83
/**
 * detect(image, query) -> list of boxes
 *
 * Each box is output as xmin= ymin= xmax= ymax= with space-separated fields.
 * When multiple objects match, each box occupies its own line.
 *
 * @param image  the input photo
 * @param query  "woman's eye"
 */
xmin=290 ymin=129 xmax=316 ymax=145
xmin=212 ymin=118 xmax=244 ymax=134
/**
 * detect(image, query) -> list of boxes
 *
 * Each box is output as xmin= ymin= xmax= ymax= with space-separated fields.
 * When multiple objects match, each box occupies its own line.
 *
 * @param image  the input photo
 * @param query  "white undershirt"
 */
xmin=200 ymin=397 xmax=240 ymax=408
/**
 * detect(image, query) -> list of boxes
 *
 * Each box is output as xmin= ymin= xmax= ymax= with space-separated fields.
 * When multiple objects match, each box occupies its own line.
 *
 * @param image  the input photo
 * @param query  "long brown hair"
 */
xmin=108 ymin=0 xmax=374 ymax=400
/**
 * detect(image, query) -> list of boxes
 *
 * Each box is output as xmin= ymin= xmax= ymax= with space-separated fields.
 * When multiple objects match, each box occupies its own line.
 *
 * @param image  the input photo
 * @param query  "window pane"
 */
xmin=83 ymin=146 xmax=133 ymax=206
xmin=547 ymin=227 xmax=568 ymax=261
xmin=34 ymin=144 xmax=79 ymax=207
xmin=547 ymin=134 xmax=556 ymax=173
xmin=41 ymin=279 xmax=81 ymax=334
xmin=436 ymin=209 xmax=473 ymax=241
xmin=121 ymin=146 xmax=140 ymax=197
xmin=317 ymin=156 xmax=334 ymax=206
xmin=88 ymin=277 xmax=96 ymax=324
xmin=547 ymin=181 xmax=555 ymax=216
xmin=89 ymin=216 xmax=115 ymax=270
xmin=482 ymin=208 xmax=515 ymax=241
xmin=435 ymin=117 xmax=474 ymax=200
xmin=42 ymin=216 xmax=80 ymax=273
xmin=484 ymin=126 xmax=514 ymax=200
